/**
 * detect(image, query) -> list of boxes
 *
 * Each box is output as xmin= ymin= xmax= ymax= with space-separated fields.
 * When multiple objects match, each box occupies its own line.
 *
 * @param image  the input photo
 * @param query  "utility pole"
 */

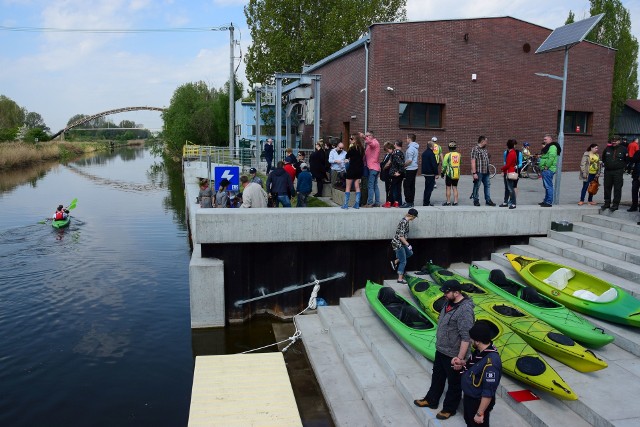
xmin=229 ymin=23 xmax=235 ymax=151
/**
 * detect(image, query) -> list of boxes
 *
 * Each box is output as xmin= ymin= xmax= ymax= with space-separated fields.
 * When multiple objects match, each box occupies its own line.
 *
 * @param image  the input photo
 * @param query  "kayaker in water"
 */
xmin=53 ymin=204 xmax=69 ymax=220
xmin=459 ymin=321 xmax=502 ymax=427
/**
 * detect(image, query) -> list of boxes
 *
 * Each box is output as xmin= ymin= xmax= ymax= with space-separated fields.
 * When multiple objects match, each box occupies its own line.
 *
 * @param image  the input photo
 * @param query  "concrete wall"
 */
xmin=189 ymin=244 xmax=225 ymax=328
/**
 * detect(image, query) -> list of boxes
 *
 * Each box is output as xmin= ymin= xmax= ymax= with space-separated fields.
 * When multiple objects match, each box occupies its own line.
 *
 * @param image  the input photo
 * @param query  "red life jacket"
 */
xmin=55 ymin=211 xmax=65 ymax=220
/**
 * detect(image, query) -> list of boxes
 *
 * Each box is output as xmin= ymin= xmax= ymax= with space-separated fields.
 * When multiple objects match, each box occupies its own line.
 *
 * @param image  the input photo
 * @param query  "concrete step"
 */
xmin=546 ymin=229 xmax=640 ymax=266
xmin=527 ymin=237 xmax=640 ymax=290
xmin=316 ymin=305 xmax=422 ymax=427
xmin=296 ymin=314 xmax=376 ymax=427
xmin=488 ymin=253 xmax=640 ymax=357
xmin=593 ymin=209 xmax=640 ymax=225
xmin=451 ymin=264 xmax=640 ymax=427
xmin=572 ymin=221 xmax=640 ymax=250
xmin=380 ymin=279 xmax=587 ymax=427
xmin=581 ymin=213 xmax=640 ymax=235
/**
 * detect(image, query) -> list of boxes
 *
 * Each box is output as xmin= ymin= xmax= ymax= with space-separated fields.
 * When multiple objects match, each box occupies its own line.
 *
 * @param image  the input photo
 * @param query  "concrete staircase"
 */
xmin=297 ymin=210 xmax=640 ymax=427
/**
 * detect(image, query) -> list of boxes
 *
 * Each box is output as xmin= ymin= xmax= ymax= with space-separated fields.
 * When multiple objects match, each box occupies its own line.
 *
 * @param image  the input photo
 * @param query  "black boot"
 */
xmin=628 ymin=206 xmax=639 ymax=212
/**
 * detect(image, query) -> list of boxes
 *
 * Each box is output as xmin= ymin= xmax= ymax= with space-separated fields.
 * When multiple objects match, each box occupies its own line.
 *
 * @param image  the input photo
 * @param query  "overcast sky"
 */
xmin=1 ymin=0 xmax=639 ymax=133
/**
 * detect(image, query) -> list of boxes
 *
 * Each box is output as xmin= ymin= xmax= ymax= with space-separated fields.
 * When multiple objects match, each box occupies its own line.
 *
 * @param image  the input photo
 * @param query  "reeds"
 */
xmin=0 ymin=141 xmax=100 ymax=169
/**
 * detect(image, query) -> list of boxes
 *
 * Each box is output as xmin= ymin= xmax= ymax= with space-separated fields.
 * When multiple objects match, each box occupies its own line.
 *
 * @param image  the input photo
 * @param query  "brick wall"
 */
xmin=311 ymin=17 xmax=615 ymax=172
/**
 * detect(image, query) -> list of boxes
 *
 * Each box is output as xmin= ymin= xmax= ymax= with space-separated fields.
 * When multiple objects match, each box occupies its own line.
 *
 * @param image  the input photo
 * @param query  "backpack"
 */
xmin=444 ymin=152 xmax=461 ymax=179
xmin=516 ymin=149 xmax=523 ymax=171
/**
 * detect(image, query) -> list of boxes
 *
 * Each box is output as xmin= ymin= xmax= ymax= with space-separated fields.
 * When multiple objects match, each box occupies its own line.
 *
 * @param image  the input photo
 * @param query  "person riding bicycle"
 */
xmin=522 ymin=142 xmax=532 ymax=160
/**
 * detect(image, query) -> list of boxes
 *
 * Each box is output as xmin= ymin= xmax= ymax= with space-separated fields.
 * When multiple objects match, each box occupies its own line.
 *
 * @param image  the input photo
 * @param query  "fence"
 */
xmin=182 ymin=142 xmax=258 ymax=169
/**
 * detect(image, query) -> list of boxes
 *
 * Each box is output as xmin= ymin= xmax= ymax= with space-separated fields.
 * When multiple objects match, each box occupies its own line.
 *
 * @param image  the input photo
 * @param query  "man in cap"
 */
xmin=248 ymin=167 xmax=263 ymax=187
xmin=459 ymin=321 xmax=502 ymax=427
xmin=414 ymin=279 xmax=475 ymax=420
xmin=390 ymin=208 xmax=418 ymax=283
xmin=296 ymin=163 xmax=313 ymax=207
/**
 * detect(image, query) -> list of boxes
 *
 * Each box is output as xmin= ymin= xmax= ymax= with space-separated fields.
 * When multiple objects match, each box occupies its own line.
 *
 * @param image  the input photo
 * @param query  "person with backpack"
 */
xmin=441 ymin=141 xmax=461 ymax=206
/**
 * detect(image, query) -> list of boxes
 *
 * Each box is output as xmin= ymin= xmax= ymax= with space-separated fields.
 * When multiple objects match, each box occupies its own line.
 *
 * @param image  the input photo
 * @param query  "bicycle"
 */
xmin=519 ymin=155 xmax=541 ymax=179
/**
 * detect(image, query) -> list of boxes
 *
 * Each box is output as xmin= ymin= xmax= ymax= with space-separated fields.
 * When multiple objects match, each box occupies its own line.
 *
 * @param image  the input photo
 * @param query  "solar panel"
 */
xmin=535 ymin=14 xmax=604 ymax=54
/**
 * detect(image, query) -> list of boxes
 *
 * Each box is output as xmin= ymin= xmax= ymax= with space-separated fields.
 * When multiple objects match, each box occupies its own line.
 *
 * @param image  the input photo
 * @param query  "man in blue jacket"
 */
xmin=421 ymin=140 xmax=439 ymax=206
xmin=266 ymin=161 xmax=294 ymax=207
xmin=296 ymin=163 xmax=313 ymax=207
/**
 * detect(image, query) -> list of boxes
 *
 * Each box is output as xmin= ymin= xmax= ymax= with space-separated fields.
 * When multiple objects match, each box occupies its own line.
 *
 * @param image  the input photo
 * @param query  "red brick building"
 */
xmin=303 ymin=17 xmax=615 ymax=172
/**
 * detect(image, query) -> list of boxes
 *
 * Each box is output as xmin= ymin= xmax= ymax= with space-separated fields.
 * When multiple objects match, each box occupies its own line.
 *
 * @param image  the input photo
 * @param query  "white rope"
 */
xmin=239 ymin=285 xmax=320 ymax=354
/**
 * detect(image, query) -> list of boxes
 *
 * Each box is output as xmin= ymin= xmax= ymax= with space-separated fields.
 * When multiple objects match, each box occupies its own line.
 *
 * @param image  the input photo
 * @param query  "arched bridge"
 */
xmin=51 ymin=106 xmax=165 ymax=140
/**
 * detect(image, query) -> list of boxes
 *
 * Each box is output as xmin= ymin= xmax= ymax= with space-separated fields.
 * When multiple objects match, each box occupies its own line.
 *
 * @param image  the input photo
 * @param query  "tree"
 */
xmin=244 ymin=0 xmax=407 ymax=85
xmin=570 ymin=1 xmax=639 ymax=130
xmin=119 ymin=119 xmax=136 ymax=129
xmin=162 ymin=80 xmax=243 ymax=155
xmin=0 ymin=95 xmax=26 ymax=141
xmin=565 ymin=10 xmax=575 ymax=25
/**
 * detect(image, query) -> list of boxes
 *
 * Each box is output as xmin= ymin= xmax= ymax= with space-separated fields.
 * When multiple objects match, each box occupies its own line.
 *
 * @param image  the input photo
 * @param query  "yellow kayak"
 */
xmin=407 ymin=275 xmax=577 ymax=400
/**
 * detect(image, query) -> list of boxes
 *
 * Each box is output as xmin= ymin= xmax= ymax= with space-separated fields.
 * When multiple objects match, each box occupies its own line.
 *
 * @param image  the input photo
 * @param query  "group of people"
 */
xmin=412 ymin=278 xmax=502 ymax=426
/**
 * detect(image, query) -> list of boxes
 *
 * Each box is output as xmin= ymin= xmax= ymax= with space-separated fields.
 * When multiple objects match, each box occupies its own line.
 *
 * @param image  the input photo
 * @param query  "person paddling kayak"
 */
xmin=53 ymin=204 xmax=69 ymax=221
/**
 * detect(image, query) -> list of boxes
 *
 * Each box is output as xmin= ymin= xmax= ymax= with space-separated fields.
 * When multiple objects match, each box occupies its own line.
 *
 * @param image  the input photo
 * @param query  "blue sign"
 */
xmin=214 ymin=166 xmax=240 ymax=192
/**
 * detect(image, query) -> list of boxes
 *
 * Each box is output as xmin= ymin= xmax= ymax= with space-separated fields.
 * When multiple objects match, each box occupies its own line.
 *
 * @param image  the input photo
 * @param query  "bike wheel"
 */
xmin=488 ymin=163 xmax=497 ymax=178
xmin=529 ymin=166 xmax=540 ymax=180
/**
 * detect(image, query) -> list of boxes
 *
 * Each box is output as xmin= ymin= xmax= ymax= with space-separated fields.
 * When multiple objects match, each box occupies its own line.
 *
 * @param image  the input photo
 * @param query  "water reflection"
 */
xmin=0 ymin=159 xmax=59 ymax=192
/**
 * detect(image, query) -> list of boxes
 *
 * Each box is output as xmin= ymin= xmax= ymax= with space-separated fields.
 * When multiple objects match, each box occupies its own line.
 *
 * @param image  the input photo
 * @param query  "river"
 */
xmin=0 ymin=146 xmax=280 ymax=426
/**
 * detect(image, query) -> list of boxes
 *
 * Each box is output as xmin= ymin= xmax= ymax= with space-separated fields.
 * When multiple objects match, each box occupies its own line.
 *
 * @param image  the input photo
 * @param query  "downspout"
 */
xmin=364 ymin=35 xmax=370 ymax=133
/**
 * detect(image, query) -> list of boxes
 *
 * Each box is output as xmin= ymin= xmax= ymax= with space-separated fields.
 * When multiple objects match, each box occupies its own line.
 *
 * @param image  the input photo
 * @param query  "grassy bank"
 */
xmin=0 ymin=140 xmax=142 ymax=170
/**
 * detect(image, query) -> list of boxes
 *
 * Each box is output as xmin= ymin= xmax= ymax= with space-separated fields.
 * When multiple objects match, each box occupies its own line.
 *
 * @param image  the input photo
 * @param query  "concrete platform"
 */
xmin=188 ymin=353 xmax=301 ymax=426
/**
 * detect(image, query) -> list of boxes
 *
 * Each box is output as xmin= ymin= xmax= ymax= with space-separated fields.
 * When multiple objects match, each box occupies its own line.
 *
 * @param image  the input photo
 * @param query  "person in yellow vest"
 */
xmin=441 ymin=141 xmax=461 ymax=206
xmin=431 ymin=137 xmax=443 ymax=188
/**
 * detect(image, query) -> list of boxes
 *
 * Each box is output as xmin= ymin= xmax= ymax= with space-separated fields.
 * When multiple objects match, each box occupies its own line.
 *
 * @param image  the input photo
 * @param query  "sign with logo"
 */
xmin=214 ymin=166 xmax=240 ymax=192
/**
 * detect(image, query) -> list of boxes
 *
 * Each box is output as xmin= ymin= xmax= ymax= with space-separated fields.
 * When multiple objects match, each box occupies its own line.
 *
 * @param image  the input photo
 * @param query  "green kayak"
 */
xmin=52 ymin=217 xmax=70 ymax=229
xmin=419 ymin=262 xmax=607 ymax=373
xmin=506 ymin=254 xmax=640 ymax=328
xmin=407 ymin=276 xmax=577 ymax=400
xmin=468 ymin=265 xmax=614 ymax=348
xmin=364 ymin=281 xmax=437 ymax=361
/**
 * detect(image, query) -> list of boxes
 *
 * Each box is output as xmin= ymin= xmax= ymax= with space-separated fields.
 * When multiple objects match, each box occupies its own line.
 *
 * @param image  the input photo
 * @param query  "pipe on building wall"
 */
xmin=364 ymin=38 xmax=370 ymax=133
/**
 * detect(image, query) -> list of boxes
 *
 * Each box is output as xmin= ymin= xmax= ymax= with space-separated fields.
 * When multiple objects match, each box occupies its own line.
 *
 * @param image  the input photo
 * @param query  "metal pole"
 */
xmin=553 ymin=47 xmax=569 ymax=205
xmin=275 ymin=76 xmax=282 ymax=164
xmin=255 ymin=87 xmax=262 ymax=149
xmin=313 ymin=76 xmax=320 ymax=144
xmin=229 ymin=23 xmax=235 ymax=151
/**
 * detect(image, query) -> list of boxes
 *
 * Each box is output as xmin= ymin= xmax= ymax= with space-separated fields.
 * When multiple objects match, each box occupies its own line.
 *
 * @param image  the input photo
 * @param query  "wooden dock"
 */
xmin=188 ymin=353 xmax=302 ymax=426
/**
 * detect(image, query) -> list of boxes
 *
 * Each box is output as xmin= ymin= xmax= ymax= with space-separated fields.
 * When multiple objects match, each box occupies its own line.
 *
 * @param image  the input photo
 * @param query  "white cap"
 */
xmin=431 ymin=137 xmax=438 ymax=142
xmin=300 ymin=162 xmax=308 ymax=170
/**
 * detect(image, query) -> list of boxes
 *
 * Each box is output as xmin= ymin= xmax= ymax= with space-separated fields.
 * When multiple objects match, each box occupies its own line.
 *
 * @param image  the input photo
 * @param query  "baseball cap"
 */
xmin=439 ymin=279 xmax=463 ymax=293
xmin=431 ymin=137 xmax=438 ymax=142
xmin=249 ymin=167 xmax=257 ymax=174
xmin=300 ymin=162 xmax=308 ymax=170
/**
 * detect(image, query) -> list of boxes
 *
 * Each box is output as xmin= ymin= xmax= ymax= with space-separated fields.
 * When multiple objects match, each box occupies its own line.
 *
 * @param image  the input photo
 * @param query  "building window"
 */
xmin=399 ymin=102 xmax=444 ymax=128
xmin=558 ymin=111 xmax=592 ymax=135
xmin=249 ymin=125 xmax=256 ymax=136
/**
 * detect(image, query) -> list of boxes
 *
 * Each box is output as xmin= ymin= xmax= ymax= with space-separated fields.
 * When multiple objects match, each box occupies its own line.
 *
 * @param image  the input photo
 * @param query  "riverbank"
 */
xmin=0 ymin=140 xmax=147 ymax=170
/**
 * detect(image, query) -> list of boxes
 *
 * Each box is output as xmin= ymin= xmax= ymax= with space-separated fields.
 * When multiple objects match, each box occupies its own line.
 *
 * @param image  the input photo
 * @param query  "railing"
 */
xmin=183 ymin=142 xmax=259 ymax=168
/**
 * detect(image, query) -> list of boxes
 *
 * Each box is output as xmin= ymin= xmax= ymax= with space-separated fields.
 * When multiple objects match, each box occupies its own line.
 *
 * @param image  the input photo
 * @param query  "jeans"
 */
xmin=403 ymin=169 xmax=418 ymax=204
xmin=541 ymin=169 xmax=555 ymax=204
xmin=505 ymin=176 xmax=516 ymax=205
xmin=367 ymin=170 xmax=380 ymax=205
xmin=471 ymin=172 xmax=491 ymax=203
xmin=580 ymin=173 xmax=596 ymax=202
xmin=296 ymin=193 xmax=309 ymax=207
xmin=276 ymin=195 xmax=291 ymax=207
xmin=424 ymin=351 xmax=463 ymax=413
xmin=394 ymin=245 xmax=413 ymax=275
xmin=423 ymin=176 xmax=435 ymax=205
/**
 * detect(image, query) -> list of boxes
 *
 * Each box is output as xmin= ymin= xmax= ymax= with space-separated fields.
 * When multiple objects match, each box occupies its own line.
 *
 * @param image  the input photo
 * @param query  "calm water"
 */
xmin=0 ymin=147 xmax=281 ymax=426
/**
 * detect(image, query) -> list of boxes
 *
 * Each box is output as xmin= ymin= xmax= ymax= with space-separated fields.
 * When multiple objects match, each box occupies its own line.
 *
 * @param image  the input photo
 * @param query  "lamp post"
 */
xmin=535 ymin=47 xmax=569 ymax=205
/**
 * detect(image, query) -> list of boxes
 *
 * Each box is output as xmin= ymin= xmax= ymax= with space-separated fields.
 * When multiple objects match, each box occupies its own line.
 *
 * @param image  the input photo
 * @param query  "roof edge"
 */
xmin=303 ymin=34 xmax=370 ymax=74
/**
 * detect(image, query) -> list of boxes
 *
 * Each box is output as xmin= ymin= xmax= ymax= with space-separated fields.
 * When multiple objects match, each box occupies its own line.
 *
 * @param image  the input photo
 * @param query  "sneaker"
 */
xmin=540 ymin=202 xmax=552 ymax=207
xmin=610 ymin=206 xmax=618 ymax=211
xmin=382 ymin=201 xmax=392 ymax=208
xmin=400 ymin=202 xmax=413 ymax=208
xmin=372 ymin=203 xmax=381 ymax=208
xmin=452 ymin=202 xmax=458 ymax=206
xmin=434 ymin=183 xmax=438 ymax=189
xmin=627 ymin=206 xmax=638 ymax=212
xmin=392 ymin=201 xmax=400 ymax=208
xmin=509 ymin=205 xmax=516 ymax=209
xmin=499 ymin=203 xmax=508 ymax=207
xmin=474 ymin=201 xmax=481 ymax=206
xmin=313 ymin=193 xmax=321 ymax=197
xmin=436 ymin=411 xmax=455 ymax=420
xmin=486 ymin=201 xmax=496 ymax=206
xmin=397 ymin=279 xmax=407 ymax=284
xmin=600 ymin=205 xmax=610 ymax=210
xmin=413 ymin=399 xmax=438 ymax=409
xmin=442 ymin=202 xmax=451 ymax=206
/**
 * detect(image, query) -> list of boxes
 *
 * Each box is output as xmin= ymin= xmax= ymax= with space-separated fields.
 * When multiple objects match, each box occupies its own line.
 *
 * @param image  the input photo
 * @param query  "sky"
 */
xmin=1 ymin=0 xmax=640 ymax=134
